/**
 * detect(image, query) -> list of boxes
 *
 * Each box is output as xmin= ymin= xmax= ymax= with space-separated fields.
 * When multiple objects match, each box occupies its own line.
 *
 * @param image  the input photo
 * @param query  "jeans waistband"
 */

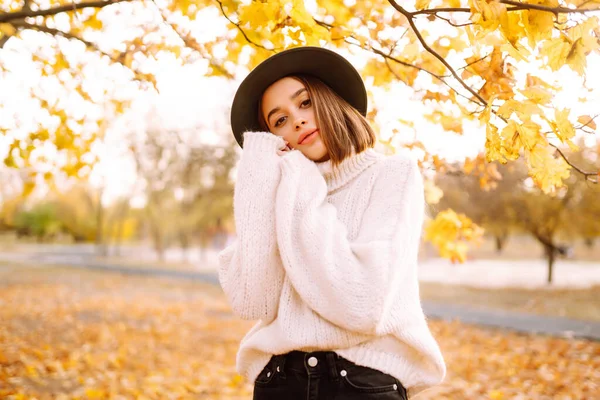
xmin=272 ymin=350 xmax=342 ymax=380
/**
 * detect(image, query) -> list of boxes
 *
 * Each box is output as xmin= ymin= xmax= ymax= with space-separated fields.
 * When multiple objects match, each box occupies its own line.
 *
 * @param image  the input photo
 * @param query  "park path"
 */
xmin=1 ymin=250 xmax=599 ymax=341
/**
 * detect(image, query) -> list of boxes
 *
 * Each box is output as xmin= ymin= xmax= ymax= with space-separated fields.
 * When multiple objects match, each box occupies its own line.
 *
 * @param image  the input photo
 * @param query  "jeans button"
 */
xmin=308 ymin=356 xmax=318 ymax=367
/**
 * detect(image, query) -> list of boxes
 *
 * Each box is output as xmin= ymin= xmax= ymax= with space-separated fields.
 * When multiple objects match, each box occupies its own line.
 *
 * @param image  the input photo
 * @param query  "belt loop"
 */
xmin=275 ymin=354 xmax=287 ymax=378
xmin=325 ymin=352 xmax=338 ymax=381
xmin=279 ymin=353 xmax=287 ymax=371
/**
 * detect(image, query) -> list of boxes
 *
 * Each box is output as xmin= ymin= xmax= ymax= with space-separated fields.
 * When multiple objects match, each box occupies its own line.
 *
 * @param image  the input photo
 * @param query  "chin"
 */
xmin=301 ymin=143 xmax=328 ymax=162
xmin=303 ymin=151 xmax=329 ymax=162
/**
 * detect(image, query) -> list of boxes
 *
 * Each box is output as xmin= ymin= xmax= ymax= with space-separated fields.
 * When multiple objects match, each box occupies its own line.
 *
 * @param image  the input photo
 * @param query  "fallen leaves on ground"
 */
xmin=0 ymin=267 xmax=598 ymax=399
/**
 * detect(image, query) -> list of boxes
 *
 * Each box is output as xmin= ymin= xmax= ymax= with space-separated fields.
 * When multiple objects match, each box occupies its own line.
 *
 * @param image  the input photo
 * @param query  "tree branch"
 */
xmin=372 ymin=46 xmax=483 ymax=106
xmin=550 ymin=143 xmax=599 ymax=184
xmin=388 ymin=0 xmax=598 ymax=183
xmin=501 ymin=0 xmax=600 ymax=14
xmin=575 ymin=113 xmax=599 ymax=131
xmin=12 ymin=21 xmax=150 ymax=85
xmin=412 ymin=1 xmax=600 ymax=16
xmin=215 ymin=0 xmax=277 ymax=52
xmin=0 ymin=34 xmax=10 ymax=48
xmin=150 ymin=0 xmax=233 ymax=78
xmin=388 ymin=0 xmax=488 ymax=106
xmin=312 ymin=18 xmax=483 ymax=107
xmin=432 ymin=13 xmax=473 ymax=27
xmin=0 ymin=0 xmax=133 ymax=23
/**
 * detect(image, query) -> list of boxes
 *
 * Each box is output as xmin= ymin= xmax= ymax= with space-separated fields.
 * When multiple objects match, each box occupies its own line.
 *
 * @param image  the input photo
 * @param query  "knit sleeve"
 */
xmin=217 ymin=131 xmax=287 ymax=321
xmin=274 ymin=150 xmax=424 ymax=334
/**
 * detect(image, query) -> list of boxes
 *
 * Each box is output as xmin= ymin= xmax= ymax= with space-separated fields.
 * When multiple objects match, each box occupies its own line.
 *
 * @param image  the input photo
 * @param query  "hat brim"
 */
xmin=230 ymin=46 xmax=367 ymax=148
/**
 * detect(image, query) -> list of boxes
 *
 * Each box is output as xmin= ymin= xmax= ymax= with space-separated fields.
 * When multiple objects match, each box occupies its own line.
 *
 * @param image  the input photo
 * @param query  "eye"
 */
xmin=274 ymin=116 xmax=286 ymax=127
xmin=301 ymin=98 xmax=311 ymax=107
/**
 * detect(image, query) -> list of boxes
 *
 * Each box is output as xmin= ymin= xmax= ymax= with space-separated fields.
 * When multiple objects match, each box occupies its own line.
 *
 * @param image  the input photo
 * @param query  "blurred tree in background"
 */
xmin=436 ymin=138 xmax=600 ymax=281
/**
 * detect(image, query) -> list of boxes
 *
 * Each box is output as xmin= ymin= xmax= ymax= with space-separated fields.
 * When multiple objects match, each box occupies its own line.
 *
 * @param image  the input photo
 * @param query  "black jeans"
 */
xmin=253 ymin=350 xmax=408 ymax=400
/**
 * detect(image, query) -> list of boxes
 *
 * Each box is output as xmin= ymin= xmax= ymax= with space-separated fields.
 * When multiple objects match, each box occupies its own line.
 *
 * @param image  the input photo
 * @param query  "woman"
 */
xmin=218 ymin=46 xmax=446 ymax=399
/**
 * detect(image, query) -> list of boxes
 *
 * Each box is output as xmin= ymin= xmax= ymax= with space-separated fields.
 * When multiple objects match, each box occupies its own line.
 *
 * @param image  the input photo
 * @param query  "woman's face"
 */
xmin=261 ymin=77 xmax=329 ymax=162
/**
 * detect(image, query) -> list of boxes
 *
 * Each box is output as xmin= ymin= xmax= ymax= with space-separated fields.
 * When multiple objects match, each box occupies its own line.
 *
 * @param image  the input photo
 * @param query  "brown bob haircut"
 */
xmin=257 ymin=74 xmax=377 ymax=173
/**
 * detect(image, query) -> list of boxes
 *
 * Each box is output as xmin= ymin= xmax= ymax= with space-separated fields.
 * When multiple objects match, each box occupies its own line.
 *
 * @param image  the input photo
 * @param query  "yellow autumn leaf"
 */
xmin=525 ymin=74 xmax=558 ymax=90
xmin=500 ymin=9 xmax=526 ymax=46
xmin=485 ymin=122 xmax=506 ymax=163
xmin=22 ymin=181 xmax=36 ymax=198
xmin=0 ymin=23 xmax=16 ymax=36
xmin=415 ymin=0 xmax=431 ymax=10
xmin=554 ymin=108 xmax=578 ymax=150
xmin=517 ymin=121 xmax=546 ymax=151
xmin=330 ymin=26 xmax=351 ymax=41
xmin=519 ymin=87 xmax=553 ymax=105
xmin=526 ymin=146 xmax=571 ymax=193
xmin=541 ymin=37 xmax=571 ymax=71
xmin=566 ymin=38 xmax=587 ymax=75
xmin=522 ymin=0 xmax=557 ymax=47
xmin=490 ymin=389 xmax=505 ymax=399
xmin=123 ymin=52 xmax=134 ymax=68
xmin=470 ymin=0 xmax=507 ymax=32
xmin=85 ymin=387 xmax=107 ymax=398
xmin=84 ymin=13 xmax=103 ymax=30
xmin=424 ymin=209 xmax=484 ymax=263
xmin=496 ymin=100 xmax=521 ymax=119
xmin=577 ymin=115 xmax=597 ymax=130
xmin=440 ymin=115 xmax=463 ymax=134
xmin=424 ymin=179 xmax=444 ymax=204
xmin=238 ymin=1 xmax=281 ymax=30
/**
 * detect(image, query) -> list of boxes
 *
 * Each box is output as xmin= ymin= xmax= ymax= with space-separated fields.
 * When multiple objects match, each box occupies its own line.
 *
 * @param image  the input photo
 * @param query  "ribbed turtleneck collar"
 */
xmin=315 ymin=148 xmax=382 ymax=192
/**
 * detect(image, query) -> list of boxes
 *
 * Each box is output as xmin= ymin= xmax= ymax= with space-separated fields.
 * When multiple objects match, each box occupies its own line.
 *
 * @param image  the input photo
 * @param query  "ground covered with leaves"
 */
xmin=1 ymin=266 xmax=598 ymax=399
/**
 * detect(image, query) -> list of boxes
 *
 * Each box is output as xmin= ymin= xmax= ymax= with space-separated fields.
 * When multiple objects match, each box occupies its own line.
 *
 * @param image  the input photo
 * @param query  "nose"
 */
xmin=295 ymin=119 xmax=307 ymax=130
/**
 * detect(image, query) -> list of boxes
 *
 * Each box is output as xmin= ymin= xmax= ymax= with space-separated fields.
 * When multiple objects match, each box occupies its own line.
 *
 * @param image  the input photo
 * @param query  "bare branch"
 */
xmin=432 ymin=14 xmax=473 ymax=27
xmin=12 ymin=21 xmax=150 ymax=85
xmin=501 ymin=0 xmax=600 ymax=14
xmin=150 ymin=0 xmax=233 ymax=78
xmin=14 ymin=21 xmax=107 ymax=55
xmin=0 ymin=0 xmax=133 ymax=23
xmin=388 ymin=0 xmax=488 ymax=106
xmin=312 ymin=18 xmax=482 ymax=107
xmin=370 ymin=46 xmax=443 ymax=79
xmin=412 ymin=6 xmax=521 ymax=16
xmin=412 ymin=1 xmax=600 ymax=17
xmin=457 ymin=54 xmax=491 ymax=72
xmin=215 ymin=0 xmax=277 ymax=52
xmin=550 ymin=143 xmax=599 ymax=184
xmin=575 ymin=113 xmax=599 ymax=131
xmin=371 ymin=46 xmax=483 ymax=106
xmin=0 ymin=34 xmax=10 ymax=48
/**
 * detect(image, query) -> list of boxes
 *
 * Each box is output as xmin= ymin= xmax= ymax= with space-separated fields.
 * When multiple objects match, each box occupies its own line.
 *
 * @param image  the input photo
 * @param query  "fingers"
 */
xmin=277 ymin=140 xmax=291 ymax=156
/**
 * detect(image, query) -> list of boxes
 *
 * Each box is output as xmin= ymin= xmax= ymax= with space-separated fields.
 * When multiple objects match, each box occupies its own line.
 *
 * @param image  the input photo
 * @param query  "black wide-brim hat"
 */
xmin=230 ymin=46 xmax=367 ymax=148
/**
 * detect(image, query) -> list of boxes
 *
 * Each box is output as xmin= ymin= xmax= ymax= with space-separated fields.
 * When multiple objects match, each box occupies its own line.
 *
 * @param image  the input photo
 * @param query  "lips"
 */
xmin=299 ymin=129 xmax=318 ymax=145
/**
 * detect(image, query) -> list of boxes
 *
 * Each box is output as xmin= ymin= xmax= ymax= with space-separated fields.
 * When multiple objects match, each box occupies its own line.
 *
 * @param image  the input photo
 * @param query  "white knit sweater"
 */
xmin=218 ymin=131 xmax=446 ymax=397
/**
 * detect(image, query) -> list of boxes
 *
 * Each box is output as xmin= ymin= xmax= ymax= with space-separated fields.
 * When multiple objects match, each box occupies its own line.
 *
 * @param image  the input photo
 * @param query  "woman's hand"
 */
xmin=277 ymin=140 xmax=292 ymax=156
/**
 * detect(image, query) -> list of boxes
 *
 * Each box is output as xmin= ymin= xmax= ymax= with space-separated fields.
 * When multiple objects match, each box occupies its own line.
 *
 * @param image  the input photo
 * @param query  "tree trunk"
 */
xmin=112 ymin=201 xmax=129 ymax=257
xmin=495 ymin=233 xmax=507 ymax=253
xmin=150 ymin=220 xmax=165 ymax=262
xmin=544 ymin=244 xmax=555 ymax=284
xmin=114 ymin=217 xmax=124 ymax=257
xmin=95 ymin=189 xmax=107 ymax=257
xmin=179 ymin=231 xmax=190 ymax=262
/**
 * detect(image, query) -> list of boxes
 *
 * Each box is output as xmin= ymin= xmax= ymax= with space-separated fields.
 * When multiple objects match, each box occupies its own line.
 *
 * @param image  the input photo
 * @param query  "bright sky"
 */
xmin=0 ymin=3 xmax=599 ymax=206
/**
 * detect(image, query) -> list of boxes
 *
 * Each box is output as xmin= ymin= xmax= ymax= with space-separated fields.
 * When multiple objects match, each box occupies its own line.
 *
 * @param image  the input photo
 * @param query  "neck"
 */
xmin=315 ymin=148 xmax=381 ymax=192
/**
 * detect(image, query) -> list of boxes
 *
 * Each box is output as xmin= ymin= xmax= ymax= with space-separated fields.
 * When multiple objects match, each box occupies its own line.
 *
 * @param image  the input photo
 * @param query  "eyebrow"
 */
xmin=266 ymin=88 xmax=307 ymax=125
